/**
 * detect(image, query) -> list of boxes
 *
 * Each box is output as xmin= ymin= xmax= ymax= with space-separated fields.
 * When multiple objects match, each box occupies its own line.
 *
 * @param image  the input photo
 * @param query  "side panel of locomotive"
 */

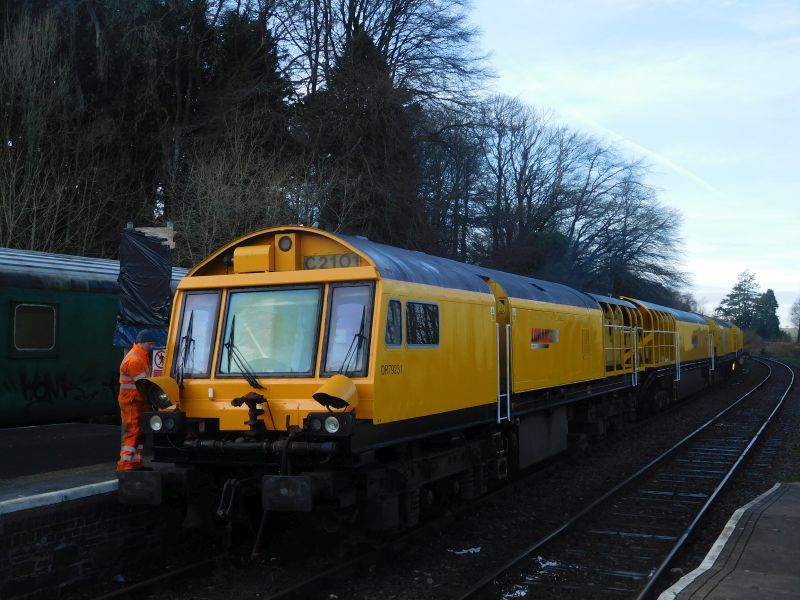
xmin=705 ymin=317 xmax=744 ymax=365
xmin=370 ymin=279 xmax=497 ymax=425
xmin=706 ymin=318 xmax=730 ymax=358
xmin=508 ymin=299 xmax=604 ymax=392
xmin=674 ymin=315 xmax=712 ymax=364
xmin=730 ymin=324 xmax=744 ymax=356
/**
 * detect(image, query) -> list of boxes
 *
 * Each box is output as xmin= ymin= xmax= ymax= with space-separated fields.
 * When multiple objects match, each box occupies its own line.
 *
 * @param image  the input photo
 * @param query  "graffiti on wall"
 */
xmin=4 ymin=368 xmax=119 ymax=415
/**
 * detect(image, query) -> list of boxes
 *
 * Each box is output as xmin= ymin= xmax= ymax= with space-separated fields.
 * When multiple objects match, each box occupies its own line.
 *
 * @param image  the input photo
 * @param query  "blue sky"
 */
xmin=470 ymin=0 xmax=799 ymax=326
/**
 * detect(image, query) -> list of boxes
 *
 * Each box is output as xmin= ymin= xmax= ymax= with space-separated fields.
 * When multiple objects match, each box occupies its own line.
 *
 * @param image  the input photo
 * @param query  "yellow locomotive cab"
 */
xmin=160 ymin=226 xmax=379 ymax=432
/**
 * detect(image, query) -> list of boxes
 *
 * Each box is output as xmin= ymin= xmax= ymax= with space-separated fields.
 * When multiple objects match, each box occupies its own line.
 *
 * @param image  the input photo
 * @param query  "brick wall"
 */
xmin=0 ymin=493 xmax=185 ymax=600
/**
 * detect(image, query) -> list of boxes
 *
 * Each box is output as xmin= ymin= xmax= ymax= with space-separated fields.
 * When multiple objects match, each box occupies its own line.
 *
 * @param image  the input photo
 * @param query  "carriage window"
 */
xmin=323 ymin=284 xmax=373 ymax=376
xmin=14 ymin=304 xmax=56 ymax=351
xmin=385 ymin=300 xmax=402 ymax=346
xmin=407 ymin=302 xmax=439 ymax=346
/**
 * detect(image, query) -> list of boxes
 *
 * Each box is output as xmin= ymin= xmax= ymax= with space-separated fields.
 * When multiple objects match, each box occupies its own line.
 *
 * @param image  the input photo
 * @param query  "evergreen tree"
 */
xmin=715 ymin=270 xmax=760 ymax=329
xmin=299 ymin=28 xmax=424 ymax=247
xmin=752 ymin=289 xmax=780 ymax=339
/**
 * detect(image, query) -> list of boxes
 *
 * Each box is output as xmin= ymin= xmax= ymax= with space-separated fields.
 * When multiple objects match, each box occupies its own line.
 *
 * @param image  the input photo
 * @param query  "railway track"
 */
xmin=456 ymin=357 xmax=795 ymax=600
xmin=88 ymin=361 xmax=782 ymax=600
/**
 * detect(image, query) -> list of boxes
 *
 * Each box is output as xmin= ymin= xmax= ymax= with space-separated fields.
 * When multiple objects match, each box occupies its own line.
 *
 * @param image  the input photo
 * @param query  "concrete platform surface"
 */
xmin=0 ymin=423 xmax=123 ymax=515
xmin=0 ymin=422 xmax=119 ymax=478
xmin=0 ymin=463 xmax=117 ymax=514
xmin=661 ymin=482 xmax=800 ymax=599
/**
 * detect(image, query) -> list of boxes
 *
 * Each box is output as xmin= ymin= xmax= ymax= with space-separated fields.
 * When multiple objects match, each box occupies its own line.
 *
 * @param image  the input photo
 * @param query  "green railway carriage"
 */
xmin=0 ymin=248 xmax=185 ymax=427
xmin=121 ymin=226 xmax=744 ymax=533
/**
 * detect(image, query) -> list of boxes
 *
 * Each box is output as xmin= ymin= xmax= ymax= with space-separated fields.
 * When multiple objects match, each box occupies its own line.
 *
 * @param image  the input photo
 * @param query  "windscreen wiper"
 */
xmin=337 ymin=306 xmax=367 ymax=376
xmin=224 ymin=315 xmax=264 ymax=389
xmin=176 ymin=310 xmax=195 ymax=387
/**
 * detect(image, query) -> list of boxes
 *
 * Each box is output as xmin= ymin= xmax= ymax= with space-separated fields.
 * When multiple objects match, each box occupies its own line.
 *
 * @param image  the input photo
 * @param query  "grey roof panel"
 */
xmin=632 ymin=298 xmax=708 ymax=325
xmin=340 ymin=235 xmax=597 ymax=308
xmin=340 ymin=236 xmax=491 ymax=294
xmin=0 ymin=247 xmax=187 ymax=293
xmin=585 ymin=293 xmax=638 ymax=309
xmin=711 ymin=317 xmax=733 ymax=328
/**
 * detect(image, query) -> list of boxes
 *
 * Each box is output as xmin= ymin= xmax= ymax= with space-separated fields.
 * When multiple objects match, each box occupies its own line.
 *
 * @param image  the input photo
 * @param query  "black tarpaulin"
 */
xmin=117 ymin=229 xmax=172 ymax=331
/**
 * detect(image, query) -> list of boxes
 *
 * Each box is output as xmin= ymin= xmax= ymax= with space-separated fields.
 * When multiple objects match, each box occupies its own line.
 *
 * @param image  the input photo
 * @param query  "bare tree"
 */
xmin=169 ymin=113 xmax=299 ymax=265
xmin=474 ymin=96 xmax=559 ymax=260
xmin=416 ymin=106 xmax=483 ymax=258
xmin=790 ymin=297 xmax=800 ymax=342
xmin=593 ymin=170 xmax=688 ymax=295
xmin=0 ymin=13 xmax=112 ymax=255
xmin=1 ymin=14 xmax=68 ymax=250
xmin=465 ymin=95 xmax=686 ymax=298
xmin=269 ymin=0 xmax=490 ymax=102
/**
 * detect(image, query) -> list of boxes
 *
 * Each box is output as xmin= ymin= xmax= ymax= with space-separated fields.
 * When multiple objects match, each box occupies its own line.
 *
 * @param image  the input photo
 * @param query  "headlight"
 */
xmin=141 ymin=410 xmax=185 ymax=434
xmin=149 ymin=414 xmax=163 ymax=432
xmin=324 ymin=416 xmax=340 ymax=434
xmin=303 ymin=412 xmax=354 ymax=436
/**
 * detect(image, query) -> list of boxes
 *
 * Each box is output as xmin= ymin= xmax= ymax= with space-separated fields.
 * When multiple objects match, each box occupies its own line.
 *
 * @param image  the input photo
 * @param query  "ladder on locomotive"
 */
xmin=483 ymin=277 xmax=512 ymax=423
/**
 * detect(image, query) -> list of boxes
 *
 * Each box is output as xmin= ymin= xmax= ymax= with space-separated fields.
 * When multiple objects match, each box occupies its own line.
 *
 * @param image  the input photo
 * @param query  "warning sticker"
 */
xmin=531 ymin=328 xmax=559 ymax=349
xmin=152 ymin=347 xmax=166 ymax=376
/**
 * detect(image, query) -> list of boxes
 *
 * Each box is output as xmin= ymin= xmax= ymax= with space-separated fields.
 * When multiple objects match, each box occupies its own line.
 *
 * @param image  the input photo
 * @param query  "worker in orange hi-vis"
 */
xmin=117 ymin=329 xmax=156 ymax=471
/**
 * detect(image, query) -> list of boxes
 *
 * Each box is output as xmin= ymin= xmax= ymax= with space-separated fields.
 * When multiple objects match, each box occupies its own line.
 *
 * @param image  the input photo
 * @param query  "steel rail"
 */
xmin=93 ymin=360 xmax=793 ymax=600
xmin=456 ymin=357 xmax=792 ymax=600
xmin=90 ymin=555 xmax=220 ymax=600
xmin=262 ymin=549 xmax=377 ymax=600
xmin=263 ymin=445 xmax=585 ymax=599
xmin=263 ymin=464 xmax=543 ymax=600
xmin=91 ymin=427 xmax=558 ymax=600
xmin=636 ymin=357 xmax=794 ymax=599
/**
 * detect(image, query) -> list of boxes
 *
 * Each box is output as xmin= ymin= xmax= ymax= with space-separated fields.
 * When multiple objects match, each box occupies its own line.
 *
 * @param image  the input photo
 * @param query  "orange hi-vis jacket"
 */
xmin=117 ymin=343 xmax=152 ymax=471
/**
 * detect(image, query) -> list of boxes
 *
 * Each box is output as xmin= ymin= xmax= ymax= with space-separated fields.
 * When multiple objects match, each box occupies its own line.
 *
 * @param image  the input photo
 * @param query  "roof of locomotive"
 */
xmin=340 ymin=235 xmax=598 ymax=309
xmin=710 ymin=317 xmax=734 ymax=329
xmin=584 ymin=293 xmax=638 ymax=309
xmin=629 ymin=298 xmax=708 ymax=325
xmin=0 ymin=247 xmax=187 ymax=293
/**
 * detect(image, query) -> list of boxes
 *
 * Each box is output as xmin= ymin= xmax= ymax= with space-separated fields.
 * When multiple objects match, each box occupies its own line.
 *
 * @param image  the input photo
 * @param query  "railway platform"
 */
xmin=0 ymin=423 xmax=185 ymax=600
xmin=0 ymin=422 xmax=119 ymax=478
xmin=661 ymin=482 xmax=800 ymax=599
xmin=0 ymin=423 xmax=120 ymax=515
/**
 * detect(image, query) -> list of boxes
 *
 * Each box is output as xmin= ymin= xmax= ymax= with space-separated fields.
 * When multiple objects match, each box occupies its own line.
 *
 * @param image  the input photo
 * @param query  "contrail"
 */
xmin=563 ymin=108 xmax=726 ymax=198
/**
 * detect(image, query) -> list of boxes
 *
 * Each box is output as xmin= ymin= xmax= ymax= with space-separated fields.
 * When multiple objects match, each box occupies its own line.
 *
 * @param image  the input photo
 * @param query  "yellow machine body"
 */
xmin=159 ymin=226 xmax=741 ymax=435
xmin=506 ymin=300 xmax=604 ymax=393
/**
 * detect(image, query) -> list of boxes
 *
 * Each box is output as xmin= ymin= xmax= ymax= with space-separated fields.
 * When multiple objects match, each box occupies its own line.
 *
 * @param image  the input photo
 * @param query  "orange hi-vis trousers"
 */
xmin=118 ymin=398 xmax=146 ymax=470
xmin=117 ymin=344 xmax=151 ymax=471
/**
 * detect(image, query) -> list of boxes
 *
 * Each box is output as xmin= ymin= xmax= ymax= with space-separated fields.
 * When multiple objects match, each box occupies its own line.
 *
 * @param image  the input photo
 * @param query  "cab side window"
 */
xmin=407 ymin=302 xmax=439 ymax=346
xmin=322 ymin=284 xmax=373 ymax=376
xmin=385 ymin=299 xmax=402 ymax=346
